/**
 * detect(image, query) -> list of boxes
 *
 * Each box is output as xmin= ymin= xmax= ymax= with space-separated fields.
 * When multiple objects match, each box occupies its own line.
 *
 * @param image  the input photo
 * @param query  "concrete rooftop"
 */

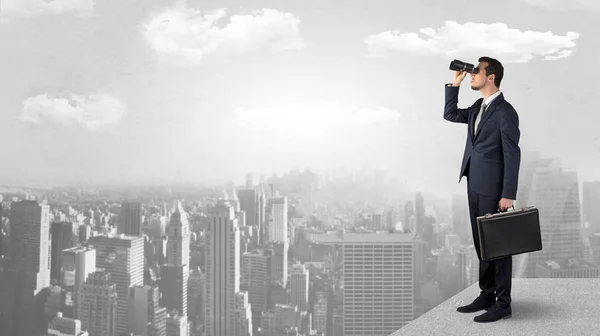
xmin=391 ymin=279 xmax=600 ymax=336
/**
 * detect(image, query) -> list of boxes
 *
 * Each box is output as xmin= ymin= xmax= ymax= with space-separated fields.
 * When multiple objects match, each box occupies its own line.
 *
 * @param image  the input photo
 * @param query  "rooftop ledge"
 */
xmin=392 ymin=279 xmax=600 ymax=336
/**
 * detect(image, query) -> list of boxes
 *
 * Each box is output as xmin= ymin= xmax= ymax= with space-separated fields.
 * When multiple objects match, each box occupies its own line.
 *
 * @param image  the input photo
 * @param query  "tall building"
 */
xmin=414 ymin=192 xmax=425 ymax=235
xmin=160 ymin=202 xmax=190 ymax=320
xmin=188 ymin=268 xmax=206 ymax=330
xmin=47 ymin=312 xmax=88 ymax=336
xmin=514 ymin=165 xmax=584 ymax=278
xmin=332 ymin=308 xmax=343 ymax=336
xmin=289 ymin=263 xmax=309 ymax=312
xmin=0 ymin=200 xmax=52 ymax=335
xmin=342 ymin=231 xmax=413 ymax=336
xmin=231 ymin=291 xmax=253 ymax=336
xmin=265 ymin=241 xmax=288 ymax=287
xmin=260 ymin=304 xmax=303 ymax=335
xmin=386 ymin=207 xmax=398 ymax=230
xmin=313 ymin=292 xmax=327 ymax=334
xmin=514 ymin=151 xmax=552 ymax=209
xmin=241 ymin=249 xmax=272 ymax=331
xmin=166 ymin=202 xmax=190 ymax=267
xmin=268 ymin=196 xmax=288 ymax=243
xmin=128 ymin=285 xmax=167 ymax=336
xmin=372 ymin=213 xmax=385 ymax=230
xmin=119 ymin=202 xmax=142 ymax=236
xmin=245 ymin=173 xmax=254 ymax=189
xmin=78 ymin=271 xmax=118 ymax=336
xmin=0 ymin=200 xmax=5 ymax=258
xmin=166 ymin=313 xmax=188 ymax=336
xmin=582 ymin=181 xmax=600 ymax=233
xmin=51 ymin=221 xmax=74 ymax=281
xmin=404 ymin=201 xmax=415 ymax=234
xmin=238 ymin=189 xmax=261 ymax=244
xmin=465 ymin=245 xmax=479 ymax=286
xmin=88 ymin=234 xmax=144 ymax=335
xmin=258 ymin=186 xmax=266 ymax=245
xmin=590 ymin=233 xmax=600 ymax=266
xmin=451 ymin=194 xmax=470 ymax=244
xmin=61 ymin=246 xmax=96 ymax=318
xmin=205 ymin=200 xmax=241 ymax=336
xmin=5 ymin=200 xmax=51 ymax=288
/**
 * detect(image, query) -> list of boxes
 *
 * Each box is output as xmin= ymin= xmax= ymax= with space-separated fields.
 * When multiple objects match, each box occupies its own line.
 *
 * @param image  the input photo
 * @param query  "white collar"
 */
xmin=484 ymin=90 xmax=502 ymax=106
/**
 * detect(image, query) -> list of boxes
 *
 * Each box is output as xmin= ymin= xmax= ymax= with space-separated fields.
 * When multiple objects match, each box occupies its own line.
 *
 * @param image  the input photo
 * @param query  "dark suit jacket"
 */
xmin=443 ymin=84 xmax=521 ymax=200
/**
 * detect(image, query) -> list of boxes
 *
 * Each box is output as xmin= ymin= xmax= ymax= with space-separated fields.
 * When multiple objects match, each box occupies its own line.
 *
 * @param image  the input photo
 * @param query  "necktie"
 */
xmin=474 ymin=102 xmax=487 ymax=135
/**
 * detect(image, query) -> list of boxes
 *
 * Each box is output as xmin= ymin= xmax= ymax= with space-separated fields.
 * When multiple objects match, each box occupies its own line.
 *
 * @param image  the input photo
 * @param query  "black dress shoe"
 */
xmin=473 ymin=304 xmax=512 ymax=323
xmin=456 ymin=296 xmax=495 ymax=313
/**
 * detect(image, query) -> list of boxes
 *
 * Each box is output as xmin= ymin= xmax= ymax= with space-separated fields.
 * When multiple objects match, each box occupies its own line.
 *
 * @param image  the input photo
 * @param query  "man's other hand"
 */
xmin=453 ymin=71 xmax=467 ymax=86
xmin=498 ymin=198 xmax=514 ymax=212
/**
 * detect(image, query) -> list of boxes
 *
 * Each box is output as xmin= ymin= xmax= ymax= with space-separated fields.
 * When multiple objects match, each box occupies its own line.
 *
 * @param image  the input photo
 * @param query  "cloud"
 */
xmin=141 ymin=1 xmax=307 ymax=63
xmin=520 ymin=0 xmax=600 ymax=11
xmin=365 ymin=21 xmax=580 ymax=63
xmin=234 ymin=101 xmax=399 ymax=139
xmin=19 ymin=93 xmax=125 ymax=131
xmin=0 ymin=0 xmax=94 ymax=20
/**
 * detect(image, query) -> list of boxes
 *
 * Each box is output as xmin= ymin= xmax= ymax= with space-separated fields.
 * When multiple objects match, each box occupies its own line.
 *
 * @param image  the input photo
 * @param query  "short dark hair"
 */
xmin=478 ymin=56 xmax=504 ymax=88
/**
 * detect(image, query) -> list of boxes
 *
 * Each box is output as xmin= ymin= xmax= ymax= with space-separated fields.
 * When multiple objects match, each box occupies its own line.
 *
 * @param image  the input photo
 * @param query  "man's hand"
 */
xmin=498 ymin=198 xmax=514 ymax=212
xmin=453 ymin=70 xmax=467 ymax=86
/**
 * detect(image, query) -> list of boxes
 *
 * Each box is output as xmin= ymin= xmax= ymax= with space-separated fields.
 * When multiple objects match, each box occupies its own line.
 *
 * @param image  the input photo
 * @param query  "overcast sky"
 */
xmin=0 ymin=0 xmax=598 ymax=193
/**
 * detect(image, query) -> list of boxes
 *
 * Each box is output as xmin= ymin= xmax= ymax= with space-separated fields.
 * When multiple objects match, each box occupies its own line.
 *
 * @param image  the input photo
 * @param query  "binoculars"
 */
xmin=449 ymin=59 xmax=480 ymax=74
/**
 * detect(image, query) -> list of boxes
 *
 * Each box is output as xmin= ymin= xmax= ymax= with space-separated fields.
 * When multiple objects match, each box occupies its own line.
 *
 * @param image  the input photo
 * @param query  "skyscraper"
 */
xmin=0 ymin=200 xmax=51 ymax=335
xmin=6 ymin=200 xmax=51 ymax=288
xmin=167 ymin=202 xmax=190 ymax=267
xmin=268 ymin=196 xmax=288 ymax=243
xmin=515 ymin=165 xmax=584 ymax=278
xmin=258 ymin=186 xmax=266 ymax=244
xmin=342 ymin=231 xmax=413 ymax=336
xmin=51 ymin=221 xmax=74 ymax=281
xmin=205 ymin=200 xmax=241 ymax=336
xmin=119 ymin=202 xmax=142 ymax=236
xmin=47 ymin=312 xmax=88 ymax=336
xmin=78 ymin=271 xmax=118 ymax=336
xmin=241 ymin=249 xmax=272 ymax=331
xmin=245 ymin=173 xmax=254 ymax=189
xmin=451 ymin=194 xmax=470 ymax=244
xmin=582 ymin=181 xmax=600 ymax=233
xmin=128 ymin=285 xmax=167 ymax=336
xmin=88 ymin=234 xmax=144 ymax=335
xmin=160 ymin=202 xmax=190 ymax=320
xmin=238 ymin=189 xmax=261 ymax=243
xmin=289 ymin=263 xmax=309 ymax=312
xmin=61 ymin=246 xmax=96 ymax=319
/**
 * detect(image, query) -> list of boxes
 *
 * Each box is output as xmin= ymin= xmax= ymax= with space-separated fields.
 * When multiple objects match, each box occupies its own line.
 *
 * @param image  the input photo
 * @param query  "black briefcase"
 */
xmin=476 ymin=206 xmax=542 ymax=261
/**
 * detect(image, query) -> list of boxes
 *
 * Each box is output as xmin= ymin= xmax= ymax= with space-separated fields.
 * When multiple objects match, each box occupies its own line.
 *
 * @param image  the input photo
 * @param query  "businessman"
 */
xmin=443 ymin=56 xmax=521 ymax=323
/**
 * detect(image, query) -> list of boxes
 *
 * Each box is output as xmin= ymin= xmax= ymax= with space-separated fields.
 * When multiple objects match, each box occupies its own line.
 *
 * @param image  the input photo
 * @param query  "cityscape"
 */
xmin=1 ymin=152 xmax=599 ymax=335
xmin=1 ymin=0 xmax=599 ymax=335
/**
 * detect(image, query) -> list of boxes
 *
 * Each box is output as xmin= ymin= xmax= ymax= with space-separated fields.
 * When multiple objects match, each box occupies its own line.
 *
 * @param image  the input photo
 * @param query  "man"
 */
xmin=443 ymin=56 xmax=521 ymax=323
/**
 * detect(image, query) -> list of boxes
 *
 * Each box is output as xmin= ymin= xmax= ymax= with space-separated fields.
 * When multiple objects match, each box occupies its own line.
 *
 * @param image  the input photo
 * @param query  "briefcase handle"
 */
xmin=485 ymin=205 xmax=535 ymax=218
xmin=495 ymin=204 xmax=516 ymax=214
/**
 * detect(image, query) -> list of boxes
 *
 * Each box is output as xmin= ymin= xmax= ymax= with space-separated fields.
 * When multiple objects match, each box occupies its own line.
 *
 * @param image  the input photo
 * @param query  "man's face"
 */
xmin=470 ymin=62 xmax=492 ymax=91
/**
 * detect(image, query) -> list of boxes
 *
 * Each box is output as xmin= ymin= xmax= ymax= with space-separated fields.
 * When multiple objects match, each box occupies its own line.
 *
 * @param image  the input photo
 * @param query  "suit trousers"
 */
xmin=467 ymin=182 xmax=512 ymax=308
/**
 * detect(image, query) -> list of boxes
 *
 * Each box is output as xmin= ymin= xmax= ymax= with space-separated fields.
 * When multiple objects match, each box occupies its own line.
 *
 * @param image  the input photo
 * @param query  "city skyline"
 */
xmin=1 ymin=156 xmax=600 ymax=335
xmin=1 ymin=0 xmax=599 ymax=197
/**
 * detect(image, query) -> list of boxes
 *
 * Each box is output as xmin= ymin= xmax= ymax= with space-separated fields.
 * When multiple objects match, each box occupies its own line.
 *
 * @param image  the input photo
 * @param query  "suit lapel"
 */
xmin=473 ymin=93 xmax=503 ymax=143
